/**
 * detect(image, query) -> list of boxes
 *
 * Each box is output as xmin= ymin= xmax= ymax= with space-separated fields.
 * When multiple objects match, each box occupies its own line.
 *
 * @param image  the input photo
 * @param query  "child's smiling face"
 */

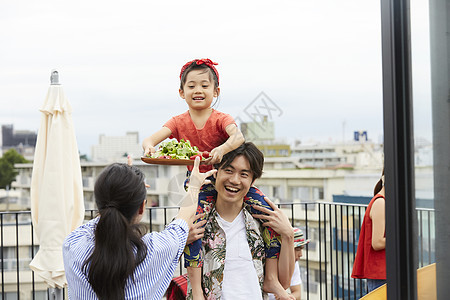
xmin=179 ymin=69 xmax=219 ymax=111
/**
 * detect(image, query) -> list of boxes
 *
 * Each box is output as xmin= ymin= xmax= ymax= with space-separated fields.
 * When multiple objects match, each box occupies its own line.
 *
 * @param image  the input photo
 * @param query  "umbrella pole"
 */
xmin=47 ymin=287 xmax=63 ymax=300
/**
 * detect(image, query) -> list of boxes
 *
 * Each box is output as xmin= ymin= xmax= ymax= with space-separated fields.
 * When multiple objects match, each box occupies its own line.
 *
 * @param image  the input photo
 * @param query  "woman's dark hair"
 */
xmin=82 ymin=163 xmax=148 ymax=300
xmin=214 ymin=142 xmax=264 ymax=181
xmin=180 ymin=62 xmax=219 ymax=90
xmin=373 ymin=167 xmax=385 ymax=196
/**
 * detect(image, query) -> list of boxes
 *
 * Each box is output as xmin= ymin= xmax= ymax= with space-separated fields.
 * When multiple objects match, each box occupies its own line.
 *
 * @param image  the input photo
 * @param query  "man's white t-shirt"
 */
xmin=217 ymin=210 xmax=263 ymax=300
xmin=268 ymin=261 xmax=302 ymax=300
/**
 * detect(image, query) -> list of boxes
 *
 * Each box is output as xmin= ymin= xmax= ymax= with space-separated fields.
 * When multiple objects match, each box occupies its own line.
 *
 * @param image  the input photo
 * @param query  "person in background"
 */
xmin=351 ymin=168 xmax=386 ymax=292
xmin=267 ymin=227 xmax=310 ymax=300
xmin=63 ymin=158 xmax=214 ymax=300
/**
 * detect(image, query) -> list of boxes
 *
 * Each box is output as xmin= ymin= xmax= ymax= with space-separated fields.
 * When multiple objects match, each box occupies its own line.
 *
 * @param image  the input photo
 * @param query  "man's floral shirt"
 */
xmin=184 ymin=185 xmax=281 ymax=268
xmin=186 ymin=203 xmax=267 ymax=300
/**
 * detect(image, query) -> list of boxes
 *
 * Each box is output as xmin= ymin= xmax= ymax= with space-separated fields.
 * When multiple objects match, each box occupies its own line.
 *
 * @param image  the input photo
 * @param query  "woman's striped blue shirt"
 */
xmin=62 ymin=217 xmax=188 ymax=299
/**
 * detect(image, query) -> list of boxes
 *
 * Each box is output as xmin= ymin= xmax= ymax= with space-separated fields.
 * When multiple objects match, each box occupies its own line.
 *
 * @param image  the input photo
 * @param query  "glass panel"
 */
xmin=428 ymin=0 xmax=450 ymax=298
xmin=411 ymin=0 xmax=449 ymax=297
xmin=410 ymin=0 xmax=436 ymax=271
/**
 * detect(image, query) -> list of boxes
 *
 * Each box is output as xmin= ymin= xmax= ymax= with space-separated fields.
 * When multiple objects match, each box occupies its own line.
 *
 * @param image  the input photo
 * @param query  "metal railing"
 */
xmin=0 ymin=202 xmax=435 ymax=300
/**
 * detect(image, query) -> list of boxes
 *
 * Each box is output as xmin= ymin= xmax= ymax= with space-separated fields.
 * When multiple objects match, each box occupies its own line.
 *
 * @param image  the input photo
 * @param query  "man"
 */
xmin=187 ymin=142 xmax=295 ymax=299
xmin=268 ymin=228 xmax=311 ymax=300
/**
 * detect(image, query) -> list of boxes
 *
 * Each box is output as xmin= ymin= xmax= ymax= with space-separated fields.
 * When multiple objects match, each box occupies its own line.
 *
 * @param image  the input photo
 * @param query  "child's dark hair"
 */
xmin=373 ymin=167 xmax=385 ymax=196
xmin=214 ymin=142 xmax=264 ymax=181
xmin=82 ymin=163 xmax=148 ymax=300
xmin=179 ymin=59 xmax=219 ymax=90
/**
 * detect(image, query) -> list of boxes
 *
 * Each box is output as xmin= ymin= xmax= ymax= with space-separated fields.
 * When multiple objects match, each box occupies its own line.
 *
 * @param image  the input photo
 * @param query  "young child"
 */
xmin=142 ymin=58 xmax=282 ymax=297
xmin=142 ymin=58 xmax=244 ymax=170
xmin=268 ymin=227 xmax=310 ymax=300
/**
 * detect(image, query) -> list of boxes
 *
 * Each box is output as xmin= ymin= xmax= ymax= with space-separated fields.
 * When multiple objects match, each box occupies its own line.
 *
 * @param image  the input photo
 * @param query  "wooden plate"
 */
xmin=141 ymin=157 xmax=207 ymax=165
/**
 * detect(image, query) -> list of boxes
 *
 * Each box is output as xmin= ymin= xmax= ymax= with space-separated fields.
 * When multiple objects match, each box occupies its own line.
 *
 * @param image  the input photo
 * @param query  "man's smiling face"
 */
xmin=214 ymin=155 xmax=254 ymax=207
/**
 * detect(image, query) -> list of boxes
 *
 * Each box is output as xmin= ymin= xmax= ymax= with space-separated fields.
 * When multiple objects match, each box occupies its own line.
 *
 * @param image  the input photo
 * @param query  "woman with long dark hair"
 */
xmin=63 ymin=158 xmax=213 ymax=299
xmin=351 ymin=168 xmax=386 ymax=292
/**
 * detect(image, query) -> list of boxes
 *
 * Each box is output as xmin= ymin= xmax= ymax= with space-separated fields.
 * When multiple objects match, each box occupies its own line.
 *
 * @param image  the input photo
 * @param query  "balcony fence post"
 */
xmin=47 ymin=287 xmax=63 ymax=300
xmin=380 ymin=0 xmax=418 ymax=298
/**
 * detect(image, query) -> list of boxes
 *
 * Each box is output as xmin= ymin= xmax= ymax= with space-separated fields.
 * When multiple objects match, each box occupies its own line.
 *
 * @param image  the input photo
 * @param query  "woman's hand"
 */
xmin=188 ymin=157 xmax=217 ymax=190
xmin=177 ymin=157 xmax=216 ymax=222
xmin=252 ymin=197 xmax=293 ymax=238
xmin=186 ymin=213 xmax=206 ymax=245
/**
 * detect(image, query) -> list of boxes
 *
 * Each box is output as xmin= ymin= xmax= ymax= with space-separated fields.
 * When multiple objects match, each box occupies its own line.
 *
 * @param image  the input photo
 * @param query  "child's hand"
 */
xmin=205 ymin=146 xmax=225 ymax=165
xmin=143 ymin=145 xmax=156 ymax=157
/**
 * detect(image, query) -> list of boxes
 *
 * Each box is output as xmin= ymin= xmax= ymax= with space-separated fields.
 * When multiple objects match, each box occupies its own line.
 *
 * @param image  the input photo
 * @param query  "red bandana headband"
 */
xmin=179 ymin=58 xmax=219 ymax=85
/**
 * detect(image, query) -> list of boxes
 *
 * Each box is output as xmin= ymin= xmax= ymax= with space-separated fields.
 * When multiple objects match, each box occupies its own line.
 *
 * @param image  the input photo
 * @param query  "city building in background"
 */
xmin=3 ymin=124 xmax=435 ymax=299
xmin=241 ymin=119 xmax=291 ymax=157
xmin=90 ymin=131 xmax=142 ymax=161
xmin=1 ymin=124 xmax=36 ymax=160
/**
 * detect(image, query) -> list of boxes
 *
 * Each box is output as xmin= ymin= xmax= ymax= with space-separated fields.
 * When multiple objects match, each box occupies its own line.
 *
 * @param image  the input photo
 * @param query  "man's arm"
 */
xmin=187 ymin=267 xmax=205 ymax=300
xmin=264 ymin=259 xmax=294 ymax=299
xmin=289 ymin=284 xmax=301 ymax=300
xmin=186 ymin=214 xmax=207 ymax=300
xmin=277 ymin=225 xmax=295 ymax=288
xmin=252 ymin=197 xmax=295 ymax=287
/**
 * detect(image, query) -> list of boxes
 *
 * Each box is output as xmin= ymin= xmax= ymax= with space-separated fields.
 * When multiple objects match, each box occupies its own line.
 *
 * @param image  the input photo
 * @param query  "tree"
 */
xmin=0 ymin=149 xmax=28 ymax=189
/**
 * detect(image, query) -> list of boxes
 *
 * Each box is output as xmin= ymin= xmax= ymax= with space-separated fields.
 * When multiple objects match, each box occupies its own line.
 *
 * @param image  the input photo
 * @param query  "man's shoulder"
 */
xmin=242 ymin=204 xmax=259 ymax=222
xmin=242 ymin=205 xmax=265 ymax=235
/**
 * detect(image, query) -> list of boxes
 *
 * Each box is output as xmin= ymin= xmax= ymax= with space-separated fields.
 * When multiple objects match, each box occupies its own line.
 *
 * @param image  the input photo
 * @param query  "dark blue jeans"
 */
xmin=367 ymin=279 xmax=386 ymax=292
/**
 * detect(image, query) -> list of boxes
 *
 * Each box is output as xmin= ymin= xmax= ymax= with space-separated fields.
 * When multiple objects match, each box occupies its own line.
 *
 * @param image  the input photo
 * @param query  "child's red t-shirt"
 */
xmin=164 ymin=109 xmax=236 ymax=172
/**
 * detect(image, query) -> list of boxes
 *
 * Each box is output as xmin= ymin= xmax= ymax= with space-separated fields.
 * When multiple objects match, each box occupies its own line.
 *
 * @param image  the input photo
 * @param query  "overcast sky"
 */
xmin=0 ymin=0 xmax=432 ymax=156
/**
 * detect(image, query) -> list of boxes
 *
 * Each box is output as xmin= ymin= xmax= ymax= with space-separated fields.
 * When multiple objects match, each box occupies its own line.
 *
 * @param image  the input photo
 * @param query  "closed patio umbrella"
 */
xmin=29 ymin=70 xmax=85 ymax=289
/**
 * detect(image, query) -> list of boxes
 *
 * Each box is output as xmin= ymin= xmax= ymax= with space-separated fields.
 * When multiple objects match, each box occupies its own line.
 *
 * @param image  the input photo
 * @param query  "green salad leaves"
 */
xmin=150 ymin=139 xmax=201 ymax=159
